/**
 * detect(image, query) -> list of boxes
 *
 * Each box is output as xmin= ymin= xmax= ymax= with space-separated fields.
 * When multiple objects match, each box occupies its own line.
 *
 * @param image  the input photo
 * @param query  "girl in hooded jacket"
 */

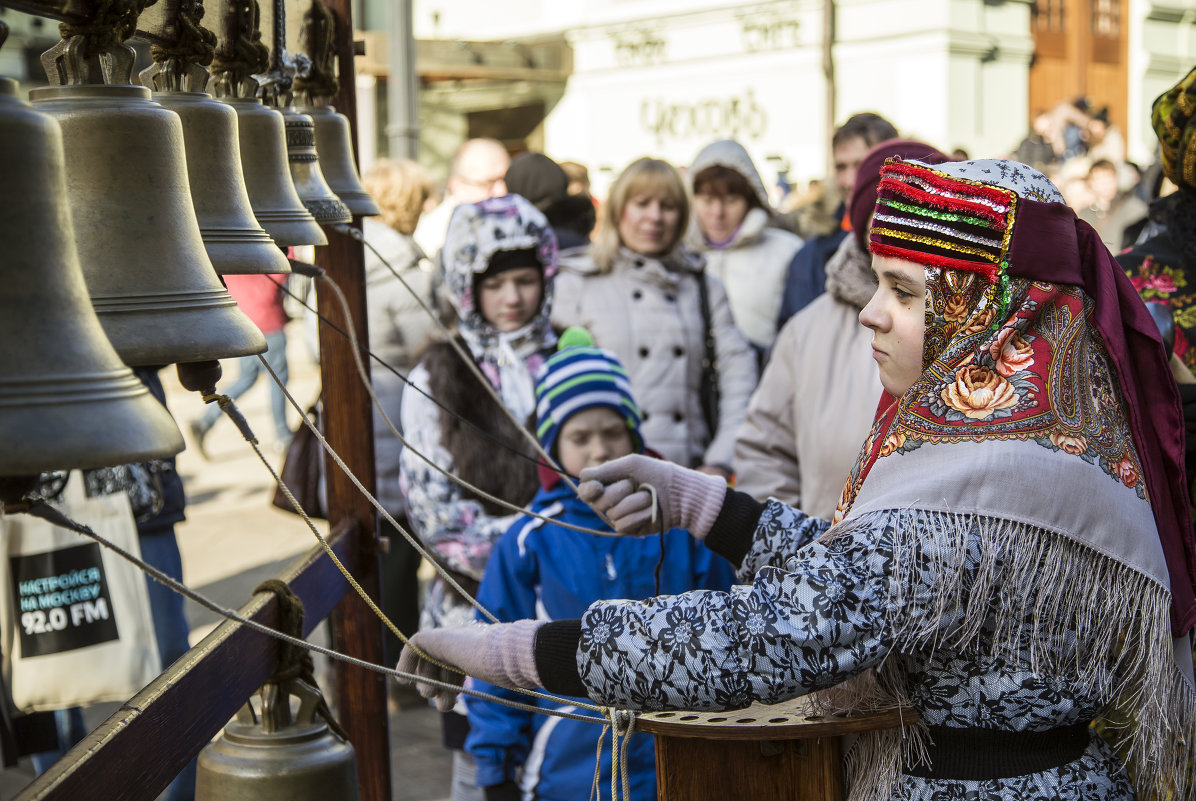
xmin=685 ymin=139 xmax=803 ymax=355
xmin=398 ymin=193 xmax=558 ymax=801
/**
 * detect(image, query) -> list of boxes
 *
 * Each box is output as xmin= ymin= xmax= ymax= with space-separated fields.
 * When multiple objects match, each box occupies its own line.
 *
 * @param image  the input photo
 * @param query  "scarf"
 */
xmin=829 ymin=158 xmax=1196 ymax=801
xmin=441 ymin=194 xmax=560 ymax=419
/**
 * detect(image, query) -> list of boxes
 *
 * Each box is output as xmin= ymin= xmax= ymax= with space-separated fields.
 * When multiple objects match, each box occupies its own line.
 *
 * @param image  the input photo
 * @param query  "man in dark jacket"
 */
xmin=776 ymin=112 xmax=898 ymax=327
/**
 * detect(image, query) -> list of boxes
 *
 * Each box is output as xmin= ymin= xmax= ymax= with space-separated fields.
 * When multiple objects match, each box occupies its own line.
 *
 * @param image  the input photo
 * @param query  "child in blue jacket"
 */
xmin=465 ymin=330 xmax=736 ymax=801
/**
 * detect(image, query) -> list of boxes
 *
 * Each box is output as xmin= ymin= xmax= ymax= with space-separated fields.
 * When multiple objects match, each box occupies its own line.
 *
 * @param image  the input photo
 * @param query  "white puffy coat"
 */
xmin=552 ymin=247 xmax=758 ymax=469
xmin=685 ymin=140 xmax=803 ymax=349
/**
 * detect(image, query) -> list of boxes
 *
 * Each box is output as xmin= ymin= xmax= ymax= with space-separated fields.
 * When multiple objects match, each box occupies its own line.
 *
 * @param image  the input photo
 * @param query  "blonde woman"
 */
xmin=551 ymin=157 xmax=757 ymax=475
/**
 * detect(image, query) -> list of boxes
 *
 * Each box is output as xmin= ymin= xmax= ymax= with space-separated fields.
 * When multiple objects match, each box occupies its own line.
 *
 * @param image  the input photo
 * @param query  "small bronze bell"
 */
xmin=226 ymin=96 xmax=328 ymax=247
xmin=197 ymin=679 xmax=360 ymax=801
xmin=297 ymin=104 xmax=381 ymax=217
xmin=30 ymin=81 xmax=267 ymax=366
xmin=141 ymin=62 xmax=291 ymax=275
xmin=281 ymin=106 xmax=351 ymax=224
xmin=0 ymin=76 xmax=183 ymax=474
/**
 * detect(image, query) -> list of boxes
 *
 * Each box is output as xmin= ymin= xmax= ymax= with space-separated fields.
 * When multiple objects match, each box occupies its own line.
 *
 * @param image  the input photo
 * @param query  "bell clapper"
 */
xmin=177 ymin=360 xmax=261 ymax=446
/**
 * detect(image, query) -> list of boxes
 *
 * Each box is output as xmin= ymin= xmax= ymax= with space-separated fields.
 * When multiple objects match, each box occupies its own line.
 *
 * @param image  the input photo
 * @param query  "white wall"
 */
xmin=408 ymin=0 xmax=1193 ymax=193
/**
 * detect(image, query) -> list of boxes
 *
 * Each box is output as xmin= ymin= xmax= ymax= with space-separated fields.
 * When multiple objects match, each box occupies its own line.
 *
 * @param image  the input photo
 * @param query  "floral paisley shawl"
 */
xmin=828 ymin=159 xmax=1196 ymax=801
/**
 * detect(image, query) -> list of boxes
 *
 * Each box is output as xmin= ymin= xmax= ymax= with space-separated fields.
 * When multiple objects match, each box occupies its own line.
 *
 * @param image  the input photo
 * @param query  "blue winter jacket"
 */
xmin=465 ymin=481 xmax=737 ymax=801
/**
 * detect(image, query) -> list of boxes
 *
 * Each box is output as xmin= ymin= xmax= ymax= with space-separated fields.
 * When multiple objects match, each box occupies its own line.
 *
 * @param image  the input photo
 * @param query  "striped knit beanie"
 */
xmin=534 ymin=328 xmax=644 ymax=458
xmin=869 ymin=158 xmax=1064 ymax=325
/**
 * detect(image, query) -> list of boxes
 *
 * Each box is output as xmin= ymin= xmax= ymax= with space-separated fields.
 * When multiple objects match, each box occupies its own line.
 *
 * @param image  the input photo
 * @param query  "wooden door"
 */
xmin=1029 ymin=0 xmax=1128 ymax=129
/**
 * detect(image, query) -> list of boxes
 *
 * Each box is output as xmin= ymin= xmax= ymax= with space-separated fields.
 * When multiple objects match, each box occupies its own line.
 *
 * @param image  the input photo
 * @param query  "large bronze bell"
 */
xmin=225 ymin=96 xmax=328 ymax=247
xmin=296 ymin=104 xmax=381 ymax=217
xmin=29 ymin=83 xmax=266 ymax=366
xmin=142 ymin=63 xmax=291 ymax=276
xmin=0 ymin=76 xmax=183 ymax=474
xmin=197 ymin=679 xmax=360 ymax=801
xmin=281 ymin=107 xmax=351 ymax=224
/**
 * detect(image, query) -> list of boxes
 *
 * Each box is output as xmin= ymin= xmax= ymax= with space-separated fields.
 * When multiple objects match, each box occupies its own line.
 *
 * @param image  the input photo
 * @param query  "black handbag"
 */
xmin=696 ymin=271 xmax=720 ymax=437
xmin=272 ymin=399 xmax=326 ymax=519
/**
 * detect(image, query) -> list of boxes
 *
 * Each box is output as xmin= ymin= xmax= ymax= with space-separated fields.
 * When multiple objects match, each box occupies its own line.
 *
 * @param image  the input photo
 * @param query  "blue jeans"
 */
xmin=30 ymin=528 xmax=196 ymax=801
xmin=197 ymin=329 xmax=291 ymax=442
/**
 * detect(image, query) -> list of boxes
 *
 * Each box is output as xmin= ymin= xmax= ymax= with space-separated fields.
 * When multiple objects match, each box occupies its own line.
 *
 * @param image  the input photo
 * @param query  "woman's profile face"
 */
xmin=617 ymin=192 xmax=681 ymax=256
xmin=859 ymin=255 xmax=927 ymax=397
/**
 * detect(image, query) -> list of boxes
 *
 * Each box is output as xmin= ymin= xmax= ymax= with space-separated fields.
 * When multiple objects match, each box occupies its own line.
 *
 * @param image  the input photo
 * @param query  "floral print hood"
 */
xmin=441 ymin=194 xmax=560 ymax=419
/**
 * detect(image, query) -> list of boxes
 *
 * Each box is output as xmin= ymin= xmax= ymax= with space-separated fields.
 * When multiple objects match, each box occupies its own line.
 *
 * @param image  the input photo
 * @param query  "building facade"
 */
xmin=386 ymin=0 xmax=1195 ymax=194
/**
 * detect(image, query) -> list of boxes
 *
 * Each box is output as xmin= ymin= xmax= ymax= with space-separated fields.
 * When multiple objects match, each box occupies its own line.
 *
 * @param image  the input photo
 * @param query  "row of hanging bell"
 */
xmin=29 ymin=64 xmax=268 ymax=368
xmin=141 ymin=60 xmax=295 ymax=271
xmin=0 ymin=73 xmax=183 ymax=477
xmin=291 ymin=103 xmax=380 ymax=218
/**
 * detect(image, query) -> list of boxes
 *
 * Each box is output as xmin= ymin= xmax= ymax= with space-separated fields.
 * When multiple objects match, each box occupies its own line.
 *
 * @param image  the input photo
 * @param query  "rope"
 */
xmin=244 ymin=363 xmax=604 ymax=712
xmin=292 ymin=0 xmax=339 ymax=101
xmin=254 ymin=577 xmax=349 ymax=741
xmin=330 ymin=224 xmax=611 ymax=525
xmin=210 ymin=0 xmax=270 ymax=95
xmin=310 ymin=272 xmax=622 ymax=538
xmin=1 ymin=496 xmax=605 ymax=724
xmin=267 ymin=272 xmax=571 ymax=478
xmin=57 ymin=0 xmax=146 ymax=58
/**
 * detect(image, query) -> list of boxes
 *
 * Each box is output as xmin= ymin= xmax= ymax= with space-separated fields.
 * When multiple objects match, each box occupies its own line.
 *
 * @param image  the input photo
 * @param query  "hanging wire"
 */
xmin=297 ymin=268 xmax=624 ymax=538
xmin=268 ymin=271 xmax=571 ymax=477
xmin=323 ymin=224 xmax=612 ymax=520
xmin=1 ymin=492 xmax=605 ymax=724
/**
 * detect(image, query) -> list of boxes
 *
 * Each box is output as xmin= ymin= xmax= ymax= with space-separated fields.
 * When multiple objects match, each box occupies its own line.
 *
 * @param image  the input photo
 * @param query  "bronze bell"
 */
xmin=29 ymin=83 xmax=266 ymax=367
xmin=281 ymin=107 xmax=351 ymax=224
xmin=197 ymin=679 xmax=360 ymax=801
xmin=296 ymin=104 xmax=381 ymax=217
xmin=224 ymin=96 xmax=328 ymax=247
xmin=141 ymin=63 xmax=291 ymax=275
xmin=0 ymin=76 xmax=183 ymax=474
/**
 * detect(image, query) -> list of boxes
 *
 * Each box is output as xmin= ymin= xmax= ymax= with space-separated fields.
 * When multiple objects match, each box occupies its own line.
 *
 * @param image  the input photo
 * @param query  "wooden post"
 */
xmin=312 ymin=0 xmax=391 ymax=795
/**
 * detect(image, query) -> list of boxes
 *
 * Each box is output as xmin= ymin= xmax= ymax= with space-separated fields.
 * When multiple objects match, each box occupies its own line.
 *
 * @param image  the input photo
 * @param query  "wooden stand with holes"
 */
xmin=636 ymin=695 xmax=908 ymax=801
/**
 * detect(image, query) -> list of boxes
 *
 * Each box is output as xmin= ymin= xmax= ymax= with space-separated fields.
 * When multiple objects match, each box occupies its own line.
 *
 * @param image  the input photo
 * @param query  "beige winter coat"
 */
xmin=552 ymin=247 xmax=758 ymax=469
xmin=733 ymin=235 xmax=882 ymax=517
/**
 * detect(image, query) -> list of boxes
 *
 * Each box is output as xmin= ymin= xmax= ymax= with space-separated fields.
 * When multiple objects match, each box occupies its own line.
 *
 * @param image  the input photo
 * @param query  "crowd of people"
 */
xmin=378 ymin=62 xmax=1196 ymax=801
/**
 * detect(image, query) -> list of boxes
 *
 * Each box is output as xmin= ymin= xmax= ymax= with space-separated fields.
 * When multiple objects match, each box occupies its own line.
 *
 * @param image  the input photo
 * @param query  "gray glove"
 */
xmin=577 ymin=454 xmax=727 ymax=538
xmin=395 ymin=620 xmax=544 ymax=712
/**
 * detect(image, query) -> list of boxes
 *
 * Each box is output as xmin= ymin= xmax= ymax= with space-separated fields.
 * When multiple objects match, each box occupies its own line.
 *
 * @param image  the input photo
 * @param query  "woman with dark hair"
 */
xmin=684 ymin=140 xmax=803 ymax=354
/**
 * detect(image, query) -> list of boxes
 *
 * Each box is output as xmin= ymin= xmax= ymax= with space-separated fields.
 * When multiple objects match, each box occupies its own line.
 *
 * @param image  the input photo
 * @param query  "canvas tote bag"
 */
xmin=0 ymin=472 xmax=162 ymax=712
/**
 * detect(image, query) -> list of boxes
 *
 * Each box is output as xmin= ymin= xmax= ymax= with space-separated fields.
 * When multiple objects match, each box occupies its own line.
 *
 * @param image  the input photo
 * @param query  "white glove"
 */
xmin=395 ymin=620 xmax=544 ymax=712
xmin=577 ymin=454 xmax=727 ymax=538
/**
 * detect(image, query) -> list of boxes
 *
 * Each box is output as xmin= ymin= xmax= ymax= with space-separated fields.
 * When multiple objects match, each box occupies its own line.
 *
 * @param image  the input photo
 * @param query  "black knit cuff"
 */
xmin=534 ymin=619 xmax=590 ymax=698
xmin=703 ymin=488 xmax=765 ymax=567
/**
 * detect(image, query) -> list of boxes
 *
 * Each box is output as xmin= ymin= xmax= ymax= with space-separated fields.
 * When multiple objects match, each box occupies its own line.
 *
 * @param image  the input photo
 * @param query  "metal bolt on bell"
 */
xmin=197 ymin=678 xmax=360 ymax=801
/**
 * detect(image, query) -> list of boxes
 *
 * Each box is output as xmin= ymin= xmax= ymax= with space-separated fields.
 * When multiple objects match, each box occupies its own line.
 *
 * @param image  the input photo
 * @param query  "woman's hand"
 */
xmin=578 ymin=454 xmax=728 ymax=538
xmin=395 ymin=620 xmax=544 ymax=711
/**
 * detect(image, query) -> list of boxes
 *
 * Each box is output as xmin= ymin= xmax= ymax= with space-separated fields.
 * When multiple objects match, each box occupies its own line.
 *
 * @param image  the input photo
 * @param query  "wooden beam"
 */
xmin=0 ymin=0 xmax=93 ymax=24
xmin=312 ymin=0 xmax=391 ymax=792
xmin=13 ymin=519 xmax=362 ymax=801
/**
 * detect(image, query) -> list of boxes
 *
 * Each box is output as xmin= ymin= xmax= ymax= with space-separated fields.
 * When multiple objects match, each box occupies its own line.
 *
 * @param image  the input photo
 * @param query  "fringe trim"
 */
xmin=818 ymin=509 xmax=1196 ymax=801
